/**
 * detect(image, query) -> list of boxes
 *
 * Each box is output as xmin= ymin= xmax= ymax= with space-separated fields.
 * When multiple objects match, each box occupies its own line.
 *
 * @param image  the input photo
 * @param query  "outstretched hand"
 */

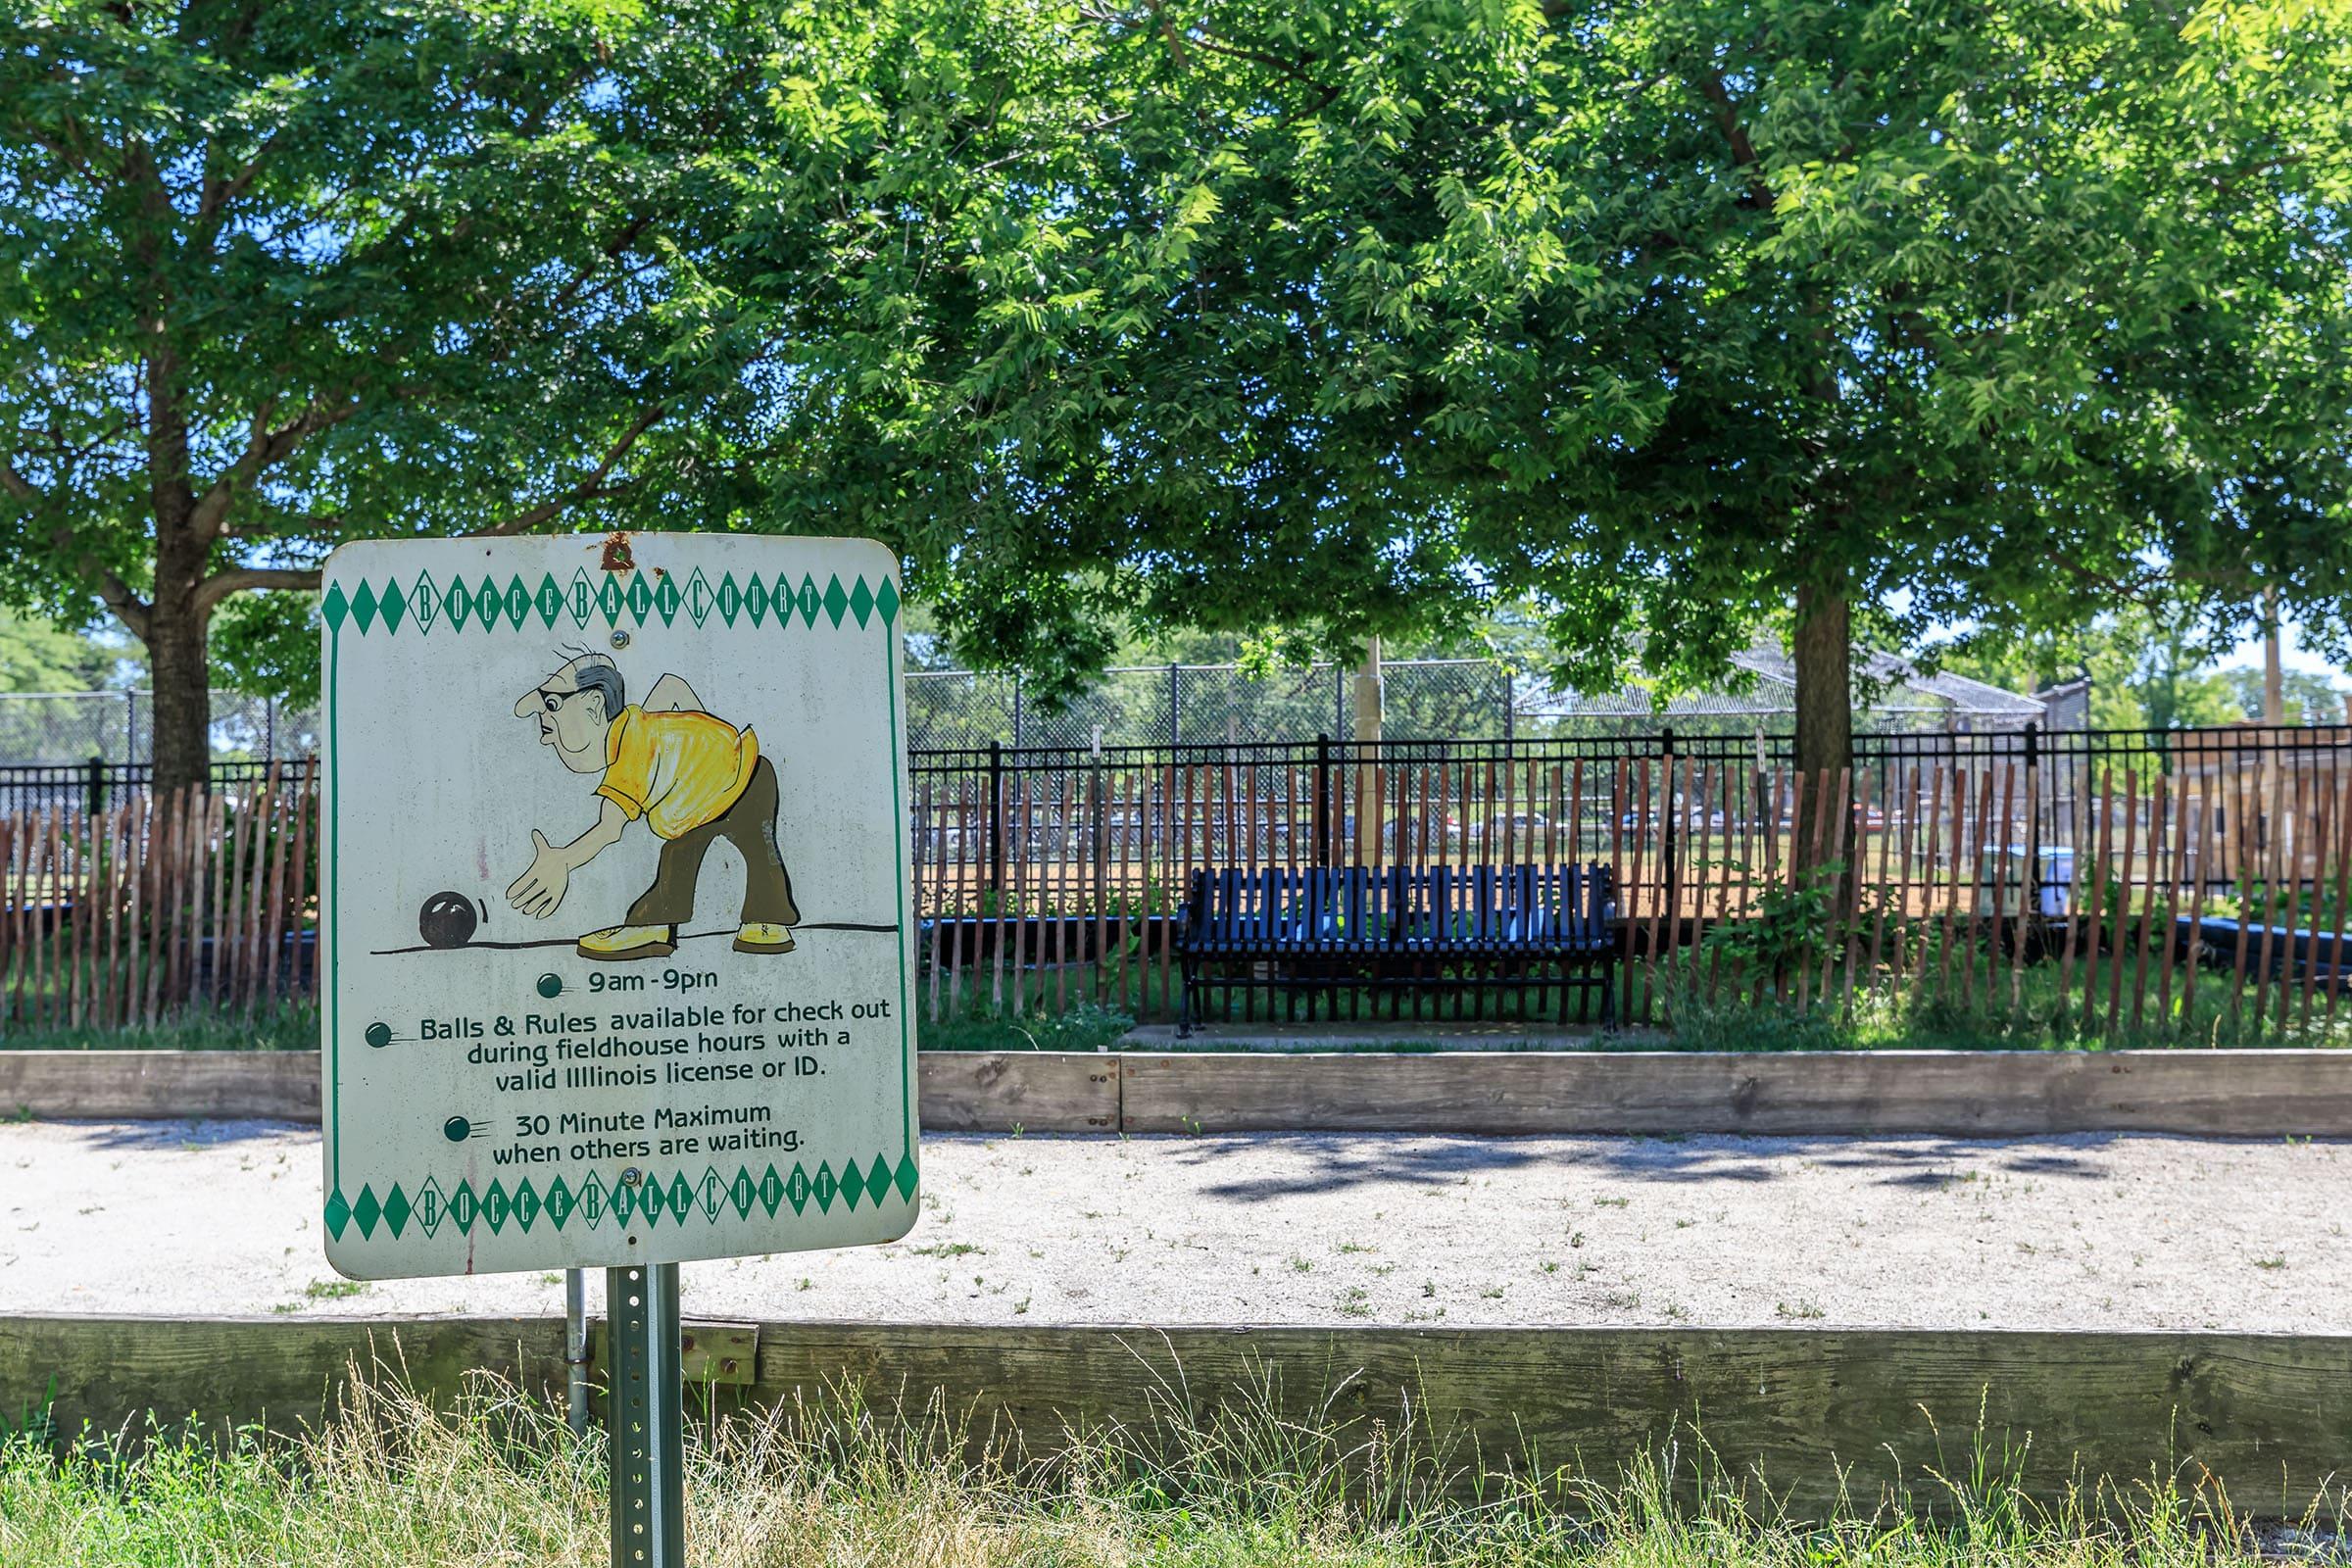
xmin=507 ymin=829 xmax=571 ymax=918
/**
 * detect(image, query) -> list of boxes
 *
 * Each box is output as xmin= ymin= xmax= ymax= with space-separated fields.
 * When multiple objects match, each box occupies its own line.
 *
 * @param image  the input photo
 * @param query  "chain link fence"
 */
xmin=0 ymin=691 xmax=321 ymax=765
xmin=3 ymin=654 xmax=2040 ymax=765
xmin=908 ymin=656 xmax=2045 ymax=751
xmin=909 ymin=661 xmax=1513 ymax=751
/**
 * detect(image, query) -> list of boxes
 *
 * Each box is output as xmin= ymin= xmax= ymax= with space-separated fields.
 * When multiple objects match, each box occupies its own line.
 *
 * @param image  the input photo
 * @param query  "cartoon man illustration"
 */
xmin=506 ymin=650 xmax=799 ymax=959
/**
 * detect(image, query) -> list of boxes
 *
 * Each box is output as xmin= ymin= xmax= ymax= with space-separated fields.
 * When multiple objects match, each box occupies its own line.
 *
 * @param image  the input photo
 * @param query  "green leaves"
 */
xmin=6 ymin=0 xmax=2347 ymax=724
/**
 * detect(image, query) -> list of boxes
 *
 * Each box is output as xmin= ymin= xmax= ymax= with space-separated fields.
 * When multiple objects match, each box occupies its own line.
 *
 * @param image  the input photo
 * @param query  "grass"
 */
xmin=1663 ymin=956 xmax=2352 ymax=1053
xmin=8 ymin=949 xmax=2349 ymax=1055
xmin=0 ymin=992 xmax=1135 ymax=1054
xmin=1 ymin=1376 xmax=2337 ymax=1568
xmin=916 ymin=995 xmax=1136 ymax=1053
xmin=0 ymin=1003 xmax=317 ymax=1052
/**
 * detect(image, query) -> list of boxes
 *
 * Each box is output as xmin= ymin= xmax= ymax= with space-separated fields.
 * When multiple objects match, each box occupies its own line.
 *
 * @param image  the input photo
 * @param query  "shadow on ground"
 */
xmin=47 ymin=1116 xmax=305 ymax=1152
xmin=1137 ymin=1130 xmax=2132 ymax=1200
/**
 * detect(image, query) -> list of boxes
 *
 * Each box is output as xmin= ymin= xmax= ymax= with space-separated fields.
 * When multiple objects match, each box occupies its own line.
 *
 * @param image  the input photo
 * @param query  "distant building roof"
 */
xmin=1513 ymin=644 xmax=2048 ymax=730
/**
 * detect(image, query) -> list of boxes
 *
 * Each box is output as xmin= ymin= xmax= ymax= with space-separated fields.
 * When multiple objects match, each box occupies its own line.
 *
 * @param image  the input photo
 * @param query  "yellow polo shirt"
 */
xmin=596 ymin=705 xmax=759 ymax=840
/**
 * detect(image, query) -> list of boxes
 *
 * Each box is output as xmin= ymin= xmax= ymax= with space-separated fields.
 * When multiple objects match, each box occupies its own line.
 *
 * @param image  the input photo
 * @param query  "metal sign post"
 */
xmin=607 ymin=1263 xmax=684 ymax=1568
xmin=565 ymin=1267 xmax=591 ymax=1437
xmin=318 ymin=534 xmax=922 ymax=1567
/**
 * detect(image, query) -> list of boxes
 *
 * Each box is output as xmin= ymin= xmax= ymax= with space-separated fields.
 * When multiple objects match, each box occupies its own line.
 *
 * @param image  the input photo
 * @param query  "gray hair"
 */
xmin=564 ymin=650 xmax=625 ymax=719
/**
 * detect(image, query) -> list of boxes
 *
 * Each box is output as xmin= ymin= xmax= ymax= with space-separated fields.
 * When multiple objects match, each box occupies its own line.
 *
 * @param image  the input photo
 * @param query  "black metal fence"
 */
xmin=7 ymin=724 xmax=2352 ymax=1034
xmin=912 ymin=723 xmax=2352 ymax=861
xmin=0 ymin=759 xmax=313 ymax=819
xmin=10 ymin=721 xmax=2346 ymax=840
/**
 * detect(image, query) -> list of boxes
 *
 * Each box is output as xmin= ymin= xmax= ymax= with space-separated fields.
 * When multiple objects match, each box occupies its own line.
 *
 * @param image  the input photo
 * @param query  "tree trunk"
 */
xmin=145 ymin=544 xmax=214 ymax=796
xmin=1790 ymin=580 xmax=1852 ymax=878
xmin=1349 ymin=636 xmax=1383 ymax=745
xmin=2262 ymin=585 xmax=2283 ymax=723
xmin=1350 ymin=636 xmax=1382 ymax=862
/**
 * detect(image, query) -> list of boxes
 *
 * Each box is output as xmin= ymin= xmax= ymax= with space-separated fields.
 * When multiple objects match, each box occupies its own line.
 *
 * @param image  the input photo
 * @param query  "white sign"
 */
xmin=319 ymin=535 xmax=918 ymax=1279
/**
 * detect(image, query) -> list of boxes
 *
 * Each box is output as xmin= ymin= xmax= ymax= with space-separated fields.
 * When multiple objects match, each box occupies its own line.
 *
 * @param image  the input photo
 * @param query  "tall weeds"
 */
xmin=1 ymin=1371 xmax=2337 ymax=1568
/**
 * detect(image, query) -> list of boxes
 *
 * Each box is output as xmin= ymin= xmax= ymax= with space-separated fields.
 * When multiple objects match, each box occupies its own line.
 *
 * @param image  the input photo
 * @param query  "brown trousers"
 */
xmin=625 ymin=756 xmax=800 ymax=927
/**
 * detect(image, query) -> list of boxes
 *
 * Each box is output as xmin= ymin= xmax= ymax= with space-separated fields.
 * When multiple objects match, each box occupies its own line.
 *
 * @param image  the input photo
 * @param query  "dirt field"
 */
xmin=0 ymin=1122 xmax=2335 ymax=1329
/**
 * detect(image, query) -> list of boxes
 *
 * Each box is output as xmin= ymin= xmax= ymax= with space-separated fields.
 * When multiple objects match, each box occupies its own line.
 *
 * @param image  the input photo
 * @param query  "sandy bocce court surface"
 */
xmin=1 ymin=1121 xmax=2338 ymax=1330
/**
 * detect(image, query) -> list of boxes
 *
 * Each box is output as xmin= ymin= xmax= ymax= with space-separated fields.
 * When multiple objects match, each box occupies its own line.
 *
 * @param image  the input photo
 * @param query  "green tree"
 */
xmin=1438 ymin=0 xmax=2352 ymax=817
xmin=729 ymin=0 xmax=1494 ymax=702
xmin=2130 ymin=634 xmax=2242 ymax=735
xmin=0 ymin=1 xmax=800 ymax=787
xmin=210 ymin=590 xmax=320 ymax=709
xmin=1935 ymin=605 xmax=2241 ymax=734
xmin=2 ymin=0 xmax=1390 ymax=779
xmin=810 ymin=0 xmax=2352 ymax=849
xmin=0 ymin=610 xmax=131 ymax=692
xmin=2226 ymin=665 xmax=2345 ymax=726
xmin=15 ymin=0 xmax=2348 ymax=802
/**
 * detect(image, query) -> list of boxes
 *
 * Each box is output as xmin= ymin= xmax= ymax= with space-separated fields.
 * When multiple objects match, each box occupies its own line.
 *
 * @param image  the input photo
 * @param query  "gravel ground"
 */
xmin=0 ymin=1122 xmax=2339 ymax=1329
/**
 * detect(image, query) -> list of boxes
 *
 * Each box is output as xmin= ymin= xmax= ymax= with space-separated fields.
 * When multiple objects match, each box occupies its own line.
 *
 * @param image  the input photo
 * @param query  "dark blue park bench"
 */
xmin=1176 ymin=863 xmax=1617 ymax=1035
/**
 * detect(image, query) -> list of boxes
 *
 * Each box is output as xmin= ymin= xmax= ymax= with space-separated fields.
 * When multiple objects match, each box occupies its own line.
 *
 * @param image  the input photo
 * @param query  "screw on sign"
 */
xmin=320 ymin=535 xmax=920 ymax=1568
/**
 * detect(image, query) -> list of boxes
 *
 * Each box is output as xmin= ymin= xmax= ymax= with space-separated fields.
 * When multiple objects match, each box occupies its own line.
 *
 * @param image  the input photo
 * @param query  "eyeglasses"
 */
xmin=534 ymin=687 xmax=593 ymax=714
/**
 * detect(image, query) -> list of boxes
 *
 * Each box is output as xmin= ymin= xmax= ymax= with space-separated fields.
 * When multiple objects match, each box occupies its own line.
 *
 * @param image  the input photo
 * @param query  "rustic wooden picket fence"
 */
xmin=0 ymin=767 xmax=317 ymax=1030
xmin=6 ymin=734 xmax=2349 ymax=1041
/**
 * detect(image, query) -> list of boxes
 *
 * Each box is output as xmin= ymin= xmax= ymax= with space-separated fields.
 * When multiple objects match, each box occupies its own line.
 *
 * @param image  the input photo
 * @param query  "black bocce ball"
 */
xmin=418 ymin=890 xmax=479 ymax=950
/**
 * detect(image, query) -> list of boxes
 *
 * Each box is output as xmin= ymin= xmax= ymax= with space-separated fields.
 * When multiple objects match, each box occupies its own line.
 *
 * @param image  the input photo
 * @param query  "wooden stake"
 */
xmin=2276 ymin=766 xmax=2303 ymax=1035
xmin=2296 ymin=772 xmax=2324 ymax=1034
xmin=1814 ymin=766 xmax=1849 ymax=1006
xmin=1689 ymin=763 xmax=1716 ymax=1002
xmin=2154 ymin=773 xmax=2185 ymax=1036
xmin=2180 ymin=791 xmax=2208 ymax=1032
xmin=1095 ymin=763 xmax=1109 ymax=1007
xmin=39 ymin=809 xmax=59 ymax=1030
xmin=1706 ymin=761 xmax=1734 ymax=1005
xmin=0 ymin=816 xmax=17 ymax=1026
xmin=289 ymin=782 xmax=316 ymax=1002
xmin=1635 ymin=760 xmax=1661 ymax=1021
xmin=64 ymin=807 xmax=83 ymax=1029
xmin=2226 ymin=754 xmax=2253 ymax=1032
xmin=1753 ymin=768 xmax=1784 ymax=1004
xmin=2080 ymin=769 xmax=2114 ymax=1039
xmin=2250 ymin=760 xmax=2285 ymax=1032
xmin=0 ymin=817 xmax=16 ymax=1024
xmin=2327 ymin=771 xmax=2352 ymax=1017
xmin=2106 ymin=768 xmax=2137 ymax=1037
xmin=2011 ymin=761 xmax=2034 ymax=1016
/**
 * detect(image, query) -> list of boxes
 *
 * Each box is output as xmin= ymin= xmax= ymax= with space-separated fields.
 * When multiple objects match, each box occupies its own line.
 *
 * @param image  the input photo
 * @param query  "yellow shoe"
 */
xmin=734 ymin=921 xmax=796 ymax=955
xmin=576 ymin=924 xmax=676 ymax=960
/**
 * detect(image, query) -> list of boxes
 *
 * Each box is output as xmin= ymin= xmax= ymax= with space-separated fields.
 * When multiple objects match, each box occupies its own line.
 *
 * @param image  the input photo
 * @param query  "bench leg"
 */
xmin=1598 ymin=957 xmax=1617 ymax=1031
xmin=1177 ymin=961 xmax=1194 ymax=1039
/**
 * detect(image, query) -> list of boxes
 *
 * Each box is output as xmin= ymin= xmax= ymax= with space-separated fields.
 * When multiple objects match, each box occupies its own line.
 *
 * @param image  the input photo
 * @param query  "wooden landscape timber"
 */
xmin=0 ymin=1313 xmax=563 ymax=1446
xmin=3 ymin=1314 xmax=2344 ymax=1518
xmin=0 ymin=1048 xmax=318 ymax=1122
xmin=3 ymin=1047 xmax=2348 ymax=1135
xmin=915 ymin=1050 xmax=1119 ymax=1131
xmin=1112 ymin=1048 xmax=2352 ymax=1136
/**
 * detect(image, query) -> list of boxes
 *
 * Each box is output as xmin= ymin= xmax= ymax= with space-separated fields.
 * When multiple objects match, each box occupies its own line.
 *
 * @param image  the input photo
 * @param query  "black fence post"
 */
xmin=1660 ymin=727 xmax=1679 ymax=949
xmin=2024 ymin=721 xmax=2042 ymax=924
xmin=987 ymin=741 xmax=1005 ymax=896
xmin=86 ymin=754 xmax=105 ymax=815
xmin=1314 ymin=733 xmax=1333 ymax=868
